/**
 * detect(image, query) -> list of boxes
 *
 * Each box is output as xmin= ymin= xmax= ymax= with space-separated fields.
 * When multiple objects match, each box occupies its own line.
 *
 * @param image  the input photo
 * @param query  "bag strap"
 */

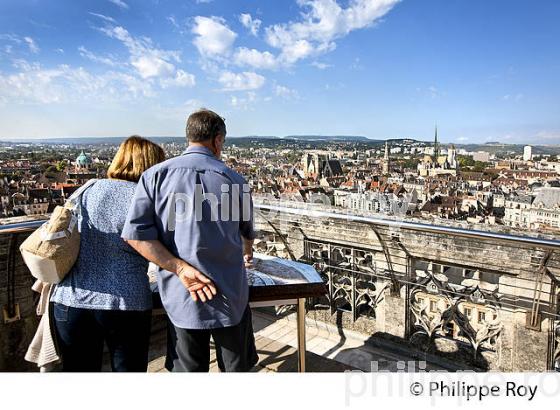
xmin=66 ymin=178 xmax=98 ymax=210
xmin=36 ymin=181 xmax=95 ymax=242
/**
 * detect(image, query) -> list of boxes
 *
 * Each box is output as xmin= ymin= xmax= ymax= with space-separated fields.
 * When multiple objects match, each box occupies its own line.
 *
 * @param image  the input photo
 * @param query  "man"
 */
xmin=122 ymin=109 xmax=258 ymax=372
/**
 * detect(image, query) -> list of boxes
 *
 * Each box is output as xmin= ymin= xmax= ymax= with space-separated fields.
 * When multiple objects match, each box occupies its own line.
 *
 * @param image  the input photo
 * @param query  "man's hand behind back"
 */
xmin=123 ymin=239 xmax=217 ymax=303
xmin=177 ymin=262 xmax=217 ymax=303
xmin=243 ymin=238 xmax=254 ymax=268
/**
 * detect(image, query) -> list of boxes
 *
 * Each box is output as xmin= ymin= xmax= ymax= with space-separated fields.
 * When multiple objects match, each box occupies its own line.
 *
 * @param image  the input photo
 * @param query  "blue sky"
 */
xmin=0 ymin=0 xmax=559 ymax=144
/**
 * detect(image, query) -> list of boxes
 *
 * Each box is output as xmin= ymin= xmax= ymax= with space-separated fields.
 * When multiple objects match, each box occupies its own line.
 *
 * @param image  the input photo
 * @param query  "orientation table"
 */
xmin=151 ymin=253 xmax=326 ymax=373
xmin=247 ymin=253 xmax=327 ymax=373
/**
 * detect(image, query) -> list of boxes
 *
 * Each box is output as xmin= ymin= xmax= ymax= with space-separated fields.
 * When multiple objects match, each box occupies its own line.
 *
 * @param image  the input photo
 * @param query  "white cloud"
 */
xmin=311 ymin=61 xmax=331 ymax=69
xmin=79 ymin=24 xmax=197 ymax=92
xmin=192 ymin=16 xmax=237 ymax=58
xmin=108 ymin=0 xmax=129 ymax=10
xmin=23 ymin=37 xmax=39 ymax=53
xmin=190 ymin=1 xmax=399 ymax=79
xmin=131 ymin=55 xmax=175 ymax=79
xmin=230 ymin=95 xmax=240 ymax=107
xmin=230 ymin=91 xmax=257 ymax=110
xmin=0 ymin=34 xmax=39 ymax=54
xmin=428 ymin=86 xmax=440 ymax=99
xmin=502 ymin=93 xmax=524 ymax=102
xmin=0 ymin=34 xmax=22 ymax=43
xmin=324 ymin=81 xmax=345 ymax=91
xmin=0 ymin=60 xmax=153 ymax=106
xmin=167 ymin=16 xmax=179 ymax=28
xmin=160 ymin=69 xmax=196 ymax=88
xmin=0 ymin=63 xmax=64 ymax=104
xmin=416 ymin=85 xmax=444 ymax=99
xmin=280 ymin=39 xmax=315 ymax=64
xmin=98 ymin=25 xmax=194 ymax=82
xmin=154 ymin=99 xmax=204 ymax=121
xmin=233 ymin=47 xmax=278 ymax=70
xmin=114 ymin=72 xmax=155 ymax=97
xmin=239 ymin=13 xmax=262 ymax=36
xmin=264 ymin=0 xmax=399 ymax=64
xmin=275 ymin=85 xmax=299 ymax=99
xmin=349 ymin=56 xmax=364 ymax=70
xmin=88 ymin=12 xmax=117 ymax=24
xmin=218 ymin=71 xmax=265 ymax=91
xmin=78 ymin=46 xmax=119 ymax=67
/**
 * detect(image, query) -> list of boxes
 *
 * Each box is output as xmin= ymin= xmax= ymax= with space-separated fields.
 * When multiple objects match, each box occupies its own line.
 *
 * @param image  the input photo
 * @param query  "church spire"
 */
xmin=383 ymin=141 xmax=390 ymax=174
xmin=433 ymin=124 xmax=440 ymax=162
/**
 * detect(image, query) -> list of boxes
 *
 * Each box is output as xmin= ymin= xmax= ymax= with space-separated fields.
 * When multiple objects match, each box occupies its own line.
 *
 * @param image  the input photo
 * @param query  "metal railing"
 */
xmin=254 ymin=201 xmax=560 ymax=250
xmin=253 ymin=200 xmax=560 ymax=370
xmin=2 ymin=203 xmax=558 ymax=250
xmin=0 ymin=220 xmax=45 ymax=234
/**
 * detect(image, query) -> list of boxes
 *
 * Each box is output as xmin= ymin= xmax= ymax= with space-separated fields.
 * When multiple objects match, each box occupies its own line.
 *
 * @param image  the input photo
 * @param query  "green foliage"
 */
xmin=458 ymin=155 xmax=488 ymax=171
xmin=458 ymin=155 xmax=475 ymax=167
xmin=284 ymin=151 xmax=300 ymax=163
xmin=400 ymin=158 xmax=420 ymax=169
xmin=56 ymin=161 xmax=67 ymax=172
xmin=472 ymin=161 xmax=488 ymax=172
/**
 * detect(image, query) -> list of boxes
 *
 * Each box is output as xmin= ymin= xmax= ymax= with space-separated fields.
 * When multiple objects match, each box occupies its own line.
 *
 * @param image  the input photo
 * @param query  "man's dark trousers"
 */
xmin=165 ymin=305 xmax=258 ymax=372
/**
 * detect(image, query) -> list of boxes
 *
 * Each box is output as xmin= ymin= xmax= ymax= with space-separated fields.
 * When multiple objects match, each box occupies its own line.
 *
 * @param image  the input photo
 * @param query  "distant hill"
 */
xmin=1 ymin=135 xmax=557 ymax=155
xmin=457 ymin=143 xmax=558 ymax=156
xmin=0 ymin=135 xmax=373 ymax=144
xmin=280 ymin=135 xmax=372 ymax=142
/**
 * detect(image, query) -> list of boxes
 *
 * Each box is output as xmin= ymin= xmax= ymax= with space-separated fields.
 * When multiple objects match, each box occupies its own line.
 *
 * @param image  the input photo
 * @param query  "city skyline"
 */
xmin=0 ymin=134 xmax=558 ymax=148
xmin=0 ymin=0 xmax=559 ymax=143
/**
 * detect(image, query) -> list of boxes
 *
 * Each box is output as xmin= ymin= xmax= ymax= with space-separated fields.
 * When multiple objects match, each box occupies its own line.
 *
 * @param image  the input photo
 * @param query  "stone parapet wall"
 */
xmin=0 ymin=231 xmax=39 ymax=371
xmin=254 ymin=203 xmax=560 ymax=371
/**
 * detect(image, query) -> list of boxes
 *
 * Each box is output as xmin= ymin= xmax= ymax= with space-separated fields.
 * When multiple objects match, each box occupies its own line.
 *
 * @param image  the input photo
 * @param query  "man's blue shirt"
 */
xmin=121 ymin=145 xmax=256 ymax=329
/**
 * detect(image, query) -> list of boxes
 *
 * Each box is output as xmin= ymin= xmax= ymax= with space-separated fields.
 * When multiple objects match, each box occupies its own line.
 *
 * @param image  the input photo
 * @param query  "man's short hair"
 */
xmin=186 ymin=109 xmax=226 ymax=143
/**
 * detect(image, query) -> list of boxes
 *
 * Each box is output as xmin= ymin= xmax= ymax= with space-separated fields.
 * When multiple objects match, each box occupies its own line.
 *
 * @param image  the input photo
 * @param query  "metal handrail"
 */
xmin=254 ymin=202 xmax=560 ymax=251
xmin=0 ymin=220 xmax=45 ymax=234
xmin=2 ymin=203 xmax=560 ymax=251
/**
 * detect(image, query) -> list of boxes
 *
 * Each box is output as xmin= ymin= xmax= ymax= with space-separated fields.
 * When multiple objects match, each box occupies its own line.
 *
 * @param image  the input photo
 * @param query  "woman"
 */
xmin=51 ymin=136 xmax=165 ymax=372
